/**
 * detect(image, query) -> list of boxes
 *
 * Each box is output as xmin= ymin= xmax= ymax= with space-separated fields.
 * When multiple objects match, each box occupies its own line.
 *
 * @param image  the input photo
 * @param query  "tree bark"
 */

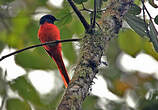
xmin=57 ymin=0 xmax=133 ymax=109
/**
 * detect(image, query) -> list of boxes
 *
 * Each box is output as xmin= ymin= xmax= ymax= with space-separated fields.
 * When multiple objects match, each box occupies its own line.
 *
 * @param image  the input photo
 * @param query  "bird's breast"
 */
xmin=38 ymin=22 xmax=61 ymax=50
xmin=38 ymin=22 xmax=60 ymax=43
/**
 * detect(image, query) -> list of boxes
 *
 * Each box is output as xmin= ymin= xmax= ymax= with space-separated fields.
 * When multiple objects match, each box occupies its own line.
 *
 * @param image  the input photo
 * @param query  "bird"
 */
xmin=38 ymin=14 xmax=70 ymax=88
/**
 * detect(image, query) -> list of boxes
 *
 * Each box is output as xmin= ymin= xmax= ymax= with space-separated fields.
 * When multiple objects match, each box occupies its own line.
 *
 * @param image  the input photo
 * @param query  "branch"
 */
xmin=141 ymin=0 xmax=151 ymax=38
xmin=0 ymin=38 xmax=81 ymax=62
xmin=66 ymin=0 xmax=90 ymax=32
xmin=92 ymin=0 xmax=97 ymax=28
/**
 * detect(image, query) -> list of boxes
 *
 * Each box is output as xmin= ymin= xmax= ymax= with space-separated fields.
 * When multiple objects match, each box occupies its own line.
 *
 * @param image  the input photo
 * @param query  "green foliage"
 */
xmin=11 ymin=11 xmax=30 ymax=36
xmin=8 ymin=75 xmax=54 ymax=110
xmin=60 ymin=26 xmax=77 ymax=64
xmin=55 ymin=7 xmax=72 ymax=27
xmin=15 ymin=48 xmax=57 ymax=70
xmin=0 ymin=0 xmax=14 ymax=5
xmin=6 ymin=98 xmax=31 ymax=110
xmin=82 ymin=96 xmax=101 ymax=110
xmin=118 ymin=28 xmax=143 ymax=57
xmin=0 ymin=41 xmax=5 ymax=54
xmin=71 ymin=17 xmax=84 ymax=35
xmin=128 ymin=4 xmax=141 ymax=15
xmin=143 ymin=38 xmax=158 ymax=61
xmin=154 ymin=15 xmax=158 ymax=25
xmin=62 ymin=42 xmax=77 ymax=64
xmin=73 ymin=0 xmax=88 ymax=4
xmin=25 ymin=22 xmax=40 ymax=44
xmin=138 ymin=90 xmax=158 ymax=110
xmin=124 ymin=13 xmax=147 ymax=37
xmin=102 ymin=38 xmax=122 ymax=81
xmin=9 ymin=76 xmax=42 ymax=106
xmin=7 ymin=11 xmax=29 ymax=48
xmin=134 ymin=0 xmax=141 ymax=5
xmin=149 ymin=21 xmax=158 ymax=52
xmin=125 ymin=13 xmax=158 ymax=53
xmin=45 ymin=90 xmax=64 ymax=109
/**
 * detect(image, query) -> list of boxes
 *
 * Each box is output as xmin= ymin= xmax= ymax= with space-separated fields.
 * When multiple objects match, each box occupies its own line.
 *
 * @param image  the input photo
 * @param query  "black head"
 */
xmin=39 ymin=14 xmax=58 ymax=24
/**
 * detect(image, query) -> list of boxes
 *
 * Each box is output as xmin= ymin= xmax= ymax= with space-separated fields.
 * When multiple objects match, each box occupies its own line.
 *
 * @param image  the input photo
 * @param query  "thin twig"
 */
xmin=80 ymin=8 xmax=93 ymax=13
xmin=97 ymin=8 xmax=106 ymax=12
xmin=80 ymin=8 xmax=106 ymax=13
xmin=142 ymin=0 xmax=158 ymax=35
xmin=0 ymin=38 xmax=81 ymax=62
xmin=96 ymin=22 xmax=102 ymax=31
xmin=141 ymin=0 xmax=150 ymax=37
xmin=92 ymin=0 xmax=97 ymax=28
xmin=66 ymin=0 xmax=90 ymax=32
xmin=81 ymin=3 xmax=93 ymax=12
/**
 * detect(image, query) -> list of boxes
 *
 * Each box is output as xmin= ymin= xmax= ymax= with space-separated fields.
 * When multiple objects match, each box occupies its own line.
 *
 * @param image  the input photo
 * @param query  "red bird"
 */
xmin=38 ymin=15 xmax=70 ymax=88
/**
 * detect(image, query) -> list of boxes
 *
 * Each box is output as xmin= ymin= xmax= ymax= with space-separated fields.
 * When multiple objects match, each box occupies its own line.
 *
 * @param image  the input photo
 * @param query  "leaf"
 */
xmin=12 ymin=11 xmax=29 ymax=35
xmin=134 ymin=0 xmax=141 ymax=5
xmin=73 ymin=0 xmax=88 ymax=4
xmin=82 ymin=96 xmax=101 ymax=110
xmin=118 ymin=28 xmax=143 ymax=57
xmin=138 ymin=93 xmax=158 ymax=110
xmin=6 ymin=33 xmax=24 ymax=48
xmin=55 ymin=4 xmax=72 ymax=27
xmin=143 ymin=39 xmax=158 ymax=61
xmin=15 ymin=48 xmax=57 ymax=70
xmin=71 ymin=17 xmax=84 ymax=36
xmin=4 ymin=11 xmax=30 ymax=48
xmin=6 ymin=98 xmax=31 ymax=110
xmin=154 ymin=15 xmax=158 ymax=25
xmin=102 ymin=38 xmax=122 ymax=81
xmin=0 ymin=41 xmax=5 ymax=54
xmin=0 ymin=0 xmax=14 ymax=4
xmin=25 ymin=22 xmax=40 ymax=44
xmin=45 ymin=90 xmax=64 ymax=109
xmin=149 ymin=21 xmax=158 ymax=52
xmin=9 ymin=76 xmax=44 ymax=107
xmin=62 ymin=43 xmax=77 ymax=64
xmin=128 ymin=4 xmax=141 ymax=15
xmin=124 ymin=13 xmax=147 ymax=37
xmin=148 ymin=0 xmax=158 ymax=8
xmin=60 ymin=26 xmax=77 ymax=64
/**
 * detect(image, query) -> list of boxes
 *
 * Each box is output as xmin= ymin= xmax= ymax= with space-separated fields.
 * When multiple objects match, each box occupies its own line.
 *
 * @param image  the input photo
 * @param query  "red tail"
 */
xmin=46 ymin=48 xmax=70 ymax=88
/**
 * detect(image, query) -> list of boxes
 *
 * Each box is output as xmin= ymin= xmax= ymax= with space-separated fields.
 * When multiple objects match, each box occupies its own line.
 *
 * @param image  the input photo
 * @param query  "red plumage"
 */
xmin=38 ymin=15 xmax=70 ymax=88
